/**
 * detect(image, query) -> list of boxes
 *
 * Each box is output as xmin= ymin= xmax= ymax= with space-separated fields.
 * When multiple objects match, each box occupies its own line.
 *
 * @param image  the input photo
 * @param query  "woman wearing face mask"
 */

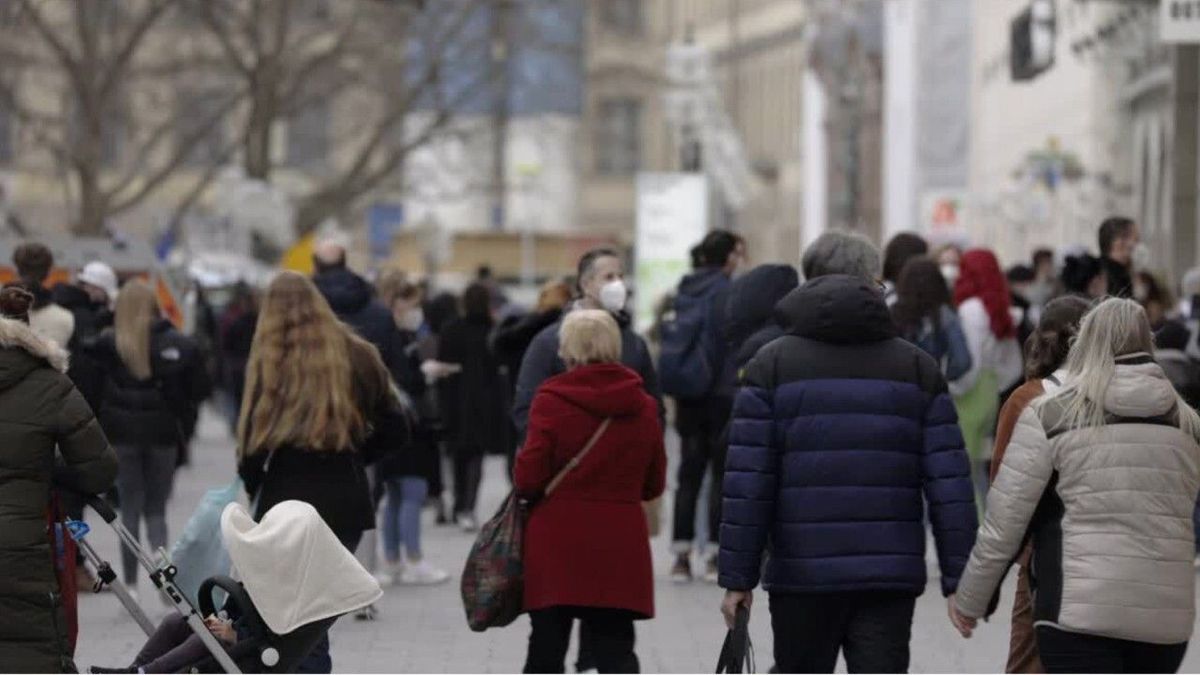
xmin=437 ymin=283 xmax=508 ymax=531
xmin=373 ymin=272 xmax=448 ymax=584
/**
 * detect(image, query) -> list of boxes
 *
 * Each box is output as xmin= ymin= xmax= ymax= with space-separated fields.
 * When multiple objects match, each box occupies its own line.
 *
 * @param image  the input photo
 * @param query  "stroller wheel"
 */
xmin=353 ymin=604 xmax=378 ymax=622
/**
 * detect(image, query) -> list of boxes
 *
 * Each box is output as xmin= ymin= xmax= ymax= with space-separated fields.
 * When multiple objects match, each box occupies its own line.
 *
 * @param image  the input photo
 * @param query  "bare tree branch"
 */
xmin=99 ymin=0 xmax=176 ymax=100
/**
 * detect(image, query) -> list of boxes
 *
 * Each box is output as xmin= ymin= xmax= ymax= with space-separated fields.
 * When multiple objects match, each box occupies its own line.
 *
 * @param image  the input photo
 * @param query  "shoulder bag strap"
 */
xmin=544 ymin=418 xmax=612 ymax=497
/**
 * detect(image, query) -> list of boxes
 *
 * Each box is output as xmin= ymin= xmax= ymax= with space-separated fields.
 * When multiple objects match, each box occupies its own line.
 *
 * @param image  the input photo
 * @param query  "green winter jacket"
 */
xmin=0 ymin=316 xmax=116 ymax=673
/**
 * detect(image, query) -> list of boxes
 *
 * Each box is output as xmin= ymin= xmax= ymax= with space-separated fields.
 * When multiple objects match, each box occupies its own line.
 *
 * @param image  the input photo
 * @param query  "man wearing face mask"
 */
xmin=1098 ymin=216 xmax=1142 ymax=299
xmin=512 ymin=247 xmax=663 ymax=448
xmin=659 ymin=229 xmax=745 ymax=584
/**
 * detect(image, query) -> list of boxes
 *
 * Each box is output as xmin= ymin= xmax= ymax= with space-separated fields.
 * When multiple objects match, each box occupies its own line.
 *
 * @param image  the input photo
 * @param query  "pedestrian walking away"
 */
xmin=881 ymin=232 xmax=929 ymax=307
xmin=86 ymin=280 xmax=210 ymax=594
xmin=661 ymin=230 xmax=744 ymax=584
xmin=986 ymin=295 xmax=1090 ymax=674
xmin=515 ymin=310 xmax=666 ymax=674
xmin=952 ymin=298 xmax=1200 ymax=674
xmin=12 ymin=241 xmax=75 ymax=348
xmin=236 ymin=271 xmax=407 ymax=672
xmin=719 ymin=232 xmax=978 ymax=674
xmin=951 ymin=249 xmax=1023 ymax=512
xmin=0 ymin=285 xmax=117 ymax=673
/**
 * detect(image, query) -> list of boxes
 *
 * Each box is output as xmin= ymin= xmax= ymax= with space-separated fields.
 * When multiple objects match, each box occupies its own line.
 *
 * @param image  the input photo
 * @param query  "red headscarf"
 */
xmin=954 ymin=249 xmax=1016 ymax=339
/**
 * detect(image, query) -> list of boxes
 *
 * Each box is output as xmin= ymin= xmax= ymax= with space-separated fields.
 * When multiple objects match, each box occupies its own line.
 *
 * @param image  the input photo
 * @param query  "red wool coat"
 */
xmin=514 ymin=363 xmax=666 ymax=619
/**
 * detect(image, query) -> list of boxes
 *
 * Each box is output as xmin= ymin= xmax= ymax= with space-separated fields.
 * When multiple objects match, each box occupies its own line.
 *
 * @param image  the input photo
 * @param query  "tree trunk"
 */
xmin=293 ymin=190 xmax=340 ymax=237
xmin=73 ymin=166 xmax=108 ymax=236
xmin=243 ymin=65 xmax=278 ymax=180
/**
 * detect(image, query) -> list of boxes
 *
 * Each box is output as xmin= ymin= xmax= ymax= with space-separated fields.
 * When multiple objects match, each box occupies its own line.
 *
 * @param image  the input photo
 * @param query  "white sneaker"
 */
xmin=400 ymin=560 xmax=450 ymax=586
xmin=375 ymin=560 xmax=404 ymax=587
xmin=459 ymin=515 xmax=478 ymax=533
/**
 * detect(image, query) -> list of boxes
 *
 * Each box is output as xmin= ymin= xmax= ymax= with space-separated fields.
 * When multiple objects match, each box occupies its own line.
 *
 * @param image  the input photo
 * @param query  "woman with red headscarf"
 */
xmin=952 ymin=249 xmax=1023 ymax=514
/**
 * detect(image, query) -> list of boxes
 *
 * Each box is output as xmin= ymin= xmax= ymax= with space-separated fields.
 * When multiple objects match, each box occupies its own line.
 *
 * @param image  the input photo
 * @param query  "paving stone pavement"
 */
xmin=74 ymin=406 xmax=1200 ymax=673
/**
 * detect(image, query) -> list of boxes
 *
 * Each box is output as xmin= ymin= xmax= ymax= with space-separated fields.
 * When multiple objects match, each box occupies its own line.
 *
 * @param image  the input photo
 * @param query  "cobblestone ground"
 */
xmin=75 ymin=406 xmax=1200 ymax=673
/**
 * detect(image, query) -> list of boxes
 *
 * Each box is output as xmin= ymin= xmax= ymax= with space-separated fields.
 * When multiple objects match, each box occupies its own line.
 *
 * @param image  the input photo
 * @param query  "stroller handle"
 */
xmin=85 ymin=494 xmax=119 ymax=524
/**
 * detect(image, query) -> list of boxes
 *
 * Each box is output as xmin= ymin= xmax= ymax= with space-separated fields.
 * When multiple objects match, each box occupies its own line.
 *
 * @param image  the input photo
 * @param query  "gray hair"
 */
xmin=801 ymin=231 xmax=882 ymax=282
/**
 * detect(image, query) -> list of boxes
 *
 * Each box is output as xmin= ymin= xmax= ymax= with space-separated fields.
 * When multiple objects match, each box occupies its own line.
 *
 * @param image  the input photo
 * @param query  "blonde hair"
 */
xmin=558 ymin=309 xmax=621 ymax=366
xmin=1054 ymin=298 xmax=1200 ymax=437
xmin=237 ymin=272 xmax=367 ymax=458
xmin=114 ymin=279 xmax=159 ymax=381
xmin=536 ymin=279 xmax=572 ymax=314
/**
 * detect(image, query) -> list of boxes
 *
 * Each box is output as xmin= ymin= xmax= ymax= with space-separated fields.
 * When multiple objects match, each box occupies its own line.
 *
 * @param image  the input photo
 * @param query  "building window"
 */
xmin=594 ymin=98 xmax=641 ymax=175
xmin=600 ymin=0 xmax=642 ymax=35
xmin=176 ymin=88 xmax=227 ymax=167
xmin=286 ymin=100 xmax=330 ymax=168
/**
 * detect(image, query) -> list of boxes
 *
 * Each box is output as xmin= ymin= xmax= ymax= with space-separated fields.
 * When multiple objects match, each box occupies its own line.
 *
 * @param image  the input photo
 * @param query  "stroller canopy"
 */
xmin=221 ymin=501 xmax=383 ymax=635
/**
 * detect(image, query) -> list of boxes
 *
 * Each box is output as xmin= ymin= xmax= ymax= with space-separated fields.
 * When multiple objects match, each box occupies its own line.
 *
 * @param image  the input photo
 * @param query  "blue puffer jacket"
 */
xmin=719 ymin=274 xmax=978 ymax=597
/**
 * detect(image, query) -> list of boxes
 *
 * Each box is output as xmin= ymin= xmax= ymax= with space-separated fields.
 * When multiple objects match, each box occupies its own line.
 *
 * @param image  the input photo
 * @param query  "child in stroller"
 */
xmin=90 ymin=611 xmax=241 ymax=674
xmin=88 ymin=500 xmax=382 ymax=674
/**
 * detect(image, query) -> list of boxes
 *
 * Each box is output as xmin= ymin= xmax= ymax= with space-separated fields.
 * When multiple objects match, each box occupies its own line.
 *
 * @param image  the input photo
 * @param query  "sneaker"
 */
xmin=90 ymin=666 xmax=136 ymax=674
xmin=353 ymin=604 xmax=378 ymax=621
xmin=400 ymin=560 xmax=450 ymax=586
xmin=459 ymin=514 xmax=478 ymax=533
xmin=375 ymin=560 xmax=403 ymax=587
xmin=703 ymin=555 xmax=719 ymax=584
xmin=670 ymin=554 xmax=692 ymax=583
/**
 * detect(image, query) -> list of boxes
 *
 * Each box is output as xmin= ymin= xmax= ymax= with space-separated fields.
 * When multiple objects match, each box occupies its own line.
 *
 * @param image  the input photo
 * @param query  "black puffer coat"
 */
xmin=87 ymin=320 xmax=210 ymax=449
xmin=0 ymin=316 xmax=116 ymax=673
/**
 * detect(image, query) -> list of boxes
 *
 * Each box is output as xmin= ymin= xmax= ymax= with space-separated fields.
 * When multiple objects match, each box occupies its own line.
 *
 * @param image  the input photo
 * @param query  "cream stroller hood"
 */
xmin=220 ymin=501 xmax=383 ymax=635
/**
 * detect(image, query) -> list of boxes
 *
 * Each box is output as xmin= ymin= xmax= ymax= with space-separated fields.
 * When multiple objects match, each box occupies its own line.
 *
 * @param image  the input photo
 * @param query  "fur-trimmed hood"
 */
xmin=0 ymin=317 xmax=68 ymax=391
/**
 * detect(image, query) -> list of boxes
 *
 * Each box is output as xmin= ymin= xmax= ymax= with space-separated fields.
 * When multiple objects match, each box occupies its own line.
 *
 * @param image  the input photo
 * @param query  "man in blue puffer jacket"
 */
xmin=718 ymin=231 xmax=978 ymax=673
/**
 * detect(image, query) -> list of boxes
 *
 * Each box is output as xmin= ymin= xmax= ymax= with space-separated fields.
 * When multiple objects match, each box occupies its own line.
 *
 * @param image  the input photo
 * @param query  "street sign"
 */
xmin=1162 ymin=0 xmax=1200 ymax=43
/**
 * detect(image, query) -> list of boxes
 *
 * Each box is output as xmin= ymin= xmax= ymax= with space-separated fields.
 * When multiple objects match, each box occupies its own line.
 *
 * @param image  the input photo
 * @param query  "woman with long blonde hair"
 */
xmin=89 ymin=279 xmax=209 ymax=594
xmin=237 ymin=271 xmax=399 ymax=548
xmin=952 ymin=298 xmax=1200 ymax=673
xmin=236 ymin=271 xmax=401 ymax=672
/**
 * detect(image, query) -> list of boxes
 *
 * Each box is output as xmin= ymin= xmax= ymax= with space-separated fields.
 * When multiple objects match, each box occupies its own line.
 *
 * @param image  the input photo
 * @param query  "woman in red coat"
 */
xmin=515 ymin=309 xmax=666 ymax=674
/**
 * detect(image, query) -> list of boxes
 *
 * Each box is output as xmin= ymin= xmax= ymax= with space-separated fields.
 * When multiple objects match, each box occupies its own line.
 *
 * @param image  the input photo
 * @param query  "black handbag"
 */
xmin=716 ymin=604 xmax=755 ymax=673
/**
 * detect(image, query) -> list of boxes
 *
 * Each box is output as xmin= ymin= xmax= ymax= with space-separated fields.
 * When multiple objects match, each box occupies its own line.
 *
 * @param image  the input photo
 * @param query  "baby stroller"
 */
xmin=70 ymin=493 xmax=383 ymax=673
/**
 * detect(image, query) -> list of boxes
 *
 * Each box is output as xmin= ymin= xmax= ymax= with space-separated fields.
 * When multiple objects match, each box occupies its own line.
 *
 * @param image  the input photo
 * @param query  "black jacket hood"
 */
xmin=314 ymin=268 xmax=374 ymax=316
xmin=726 ymin=264 xmax=800 ymax=349
xmin=778 ymin=274 xmax=896 ymax=344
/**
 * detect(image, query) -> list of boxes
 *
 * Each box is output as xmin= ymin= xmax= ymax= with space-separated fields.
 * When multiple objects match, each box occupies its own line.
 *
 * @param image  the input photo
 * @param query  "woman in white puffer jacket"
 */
xmin=950 ymin=298 xmax=1200 ymax=674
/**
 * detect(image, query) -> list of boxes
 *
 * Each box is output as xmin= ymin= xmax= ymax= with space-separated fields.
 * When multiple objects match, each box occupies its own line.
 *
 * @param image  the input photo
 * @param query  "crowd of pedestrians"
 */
xmin=5 ymin=213 xmax=1200 ymax=673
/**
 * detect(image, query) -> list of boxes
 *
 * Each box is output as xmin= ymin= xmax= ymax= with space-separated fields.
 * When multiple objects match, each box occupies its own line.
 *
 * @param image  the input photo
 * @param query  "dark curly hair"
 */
xmin=890 ymin=257 xmax=950 ymax=338
xmin=1024 ymin=295 xmax=1091 ymax=380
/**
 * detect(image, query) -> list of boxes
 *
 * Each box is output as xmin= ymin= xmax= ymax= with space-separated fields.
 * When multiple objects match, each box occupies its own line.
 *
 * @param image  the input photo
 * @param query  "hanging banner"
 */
xmin=634 ymin=172 xmax=708 ymax=333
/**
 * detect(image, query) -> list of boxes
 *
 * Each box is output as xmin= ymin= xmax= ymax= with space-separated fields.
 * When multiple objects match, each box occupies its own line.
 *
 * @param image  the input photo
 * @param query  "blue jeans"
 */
xmin=382 ymin=476 xmax=428 ymax=561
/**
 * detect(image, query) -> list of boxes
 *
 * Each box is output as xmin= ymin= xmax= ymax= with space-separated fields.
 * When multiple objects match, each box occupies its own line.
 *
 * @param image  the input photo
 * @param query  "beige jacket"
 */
xmin=956 ymin=357 xmax=1200 ymax=645
xmin=29 ymin=303 xmax=74 ymax=350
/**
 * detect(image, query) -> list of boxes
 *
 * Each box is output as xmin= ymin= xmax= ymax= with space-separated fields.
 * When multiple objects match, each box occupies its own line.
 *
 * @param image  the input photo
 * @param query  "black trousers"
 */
xmin=524 ymin=606 xmax=639 ymax=674
xmin=1036 ymin=626 xmax=1188 ymax=674
xmin=672 ymin=396 xmax=732 ymax=547
xmin=452 ymin=443 xmax=483 ymax=516
xmin=769 ymin=592 xmax=916 ymax=673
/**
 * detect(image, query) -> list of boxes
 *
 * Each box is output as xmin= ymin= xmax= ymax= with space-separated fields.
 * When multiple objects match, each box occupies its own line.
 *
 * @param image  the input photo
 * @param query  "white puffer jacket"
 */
xmin=956 ymin=355 xmax=1200 ymax=645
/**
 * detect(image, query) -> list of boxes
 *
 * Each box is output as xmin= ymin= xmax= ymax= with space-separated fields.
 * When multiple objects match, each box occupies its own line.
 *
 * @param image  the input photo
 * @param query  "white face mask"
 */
xmin=1132 ymin=242 xmax=1151 ymax=271
xmin=400 ymin=308 xmax=424 ymax=332
xmin=940 ymin=264 xmax=960 ymax=287
xmin=599 ymin=279 xmax=628 ymax=313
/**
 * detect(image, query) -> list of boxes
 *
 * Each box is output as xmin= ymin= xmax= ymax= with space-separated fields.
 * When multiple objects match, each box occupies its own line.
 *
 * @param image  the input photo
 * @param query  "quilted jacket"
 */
xmin=718 ymin=274 xmax=978 ymax=596
xmin=956 ymin=355 xmax=1200 ymax=645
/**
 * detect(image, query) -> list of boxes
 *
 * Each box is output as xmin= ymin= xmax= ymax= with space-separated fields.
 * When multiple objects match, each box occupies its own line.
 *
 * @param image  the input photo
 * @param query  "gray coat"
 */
xmin=956 ymin=356 xmax=1200 ymax=645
